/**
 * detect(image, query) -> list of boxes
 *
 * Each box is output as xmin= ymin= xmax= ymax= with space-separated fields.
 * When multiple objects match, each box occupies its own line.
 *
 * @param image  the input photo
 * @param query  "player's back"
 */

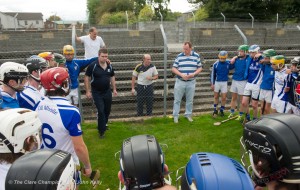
xmin=35 ymin=96 xmax=82 ymax=164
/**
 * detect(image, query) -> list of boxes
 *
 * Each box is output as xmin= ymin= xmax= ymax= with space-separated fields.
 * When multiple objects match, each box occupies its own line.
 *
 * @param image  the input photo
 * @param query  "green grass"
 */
xmin=80 ymin=113 xmax=244 ymax=190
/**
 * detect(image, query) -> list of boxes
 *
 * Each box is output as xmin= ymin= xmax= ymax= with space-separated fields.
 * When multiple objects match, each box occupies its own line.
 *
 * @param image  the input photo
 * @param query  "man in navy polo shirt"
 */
xmin=84 ymin=48 xmax=117 ymax=139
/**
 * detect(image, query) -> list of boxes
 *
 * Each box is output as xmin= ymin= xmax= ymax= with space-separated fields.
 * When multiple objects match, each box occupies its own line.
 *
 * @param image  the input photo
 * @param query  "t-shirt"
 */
xmin=79 ymin=35 xmax=105 ymax=59
xmin=35 ymin=96 xmax=82 ymax=164
xmin=132 ymin=63 xmax=158 ymax=85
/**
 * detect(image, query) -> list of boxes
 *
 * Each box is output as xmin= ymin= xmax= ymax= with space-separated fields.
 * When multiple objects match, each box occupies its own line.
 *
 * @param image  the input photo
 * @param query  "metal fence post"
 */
xmin=72 ymin=24 xmax=84 ymax=122
xmin=234 ymin=25 xmax=248 ymax=45
xmin=249 ymin=13 xmax=254 ymax=28
xmin=160 ymin=24 xmax=168 ymax=117
xmin=221 ymin=12 xmax=225 ymax=27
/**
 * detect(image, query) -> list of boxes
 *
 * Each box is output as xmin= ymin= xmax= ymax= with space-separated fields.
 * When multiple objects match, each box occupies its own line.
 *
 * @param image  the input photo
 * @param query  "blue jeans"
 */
xmin=173 ymin=78 xmax=196 ymax=117
xmin=92 ymin=89 xmax=112 ymax=135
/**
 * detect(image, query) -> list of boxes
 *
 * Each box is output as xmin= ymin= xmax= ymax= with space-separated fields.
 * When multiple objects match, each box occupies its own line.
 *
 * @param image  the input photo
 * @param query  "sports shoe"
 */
xmin=219 ymin=111 xmax=225 ymax=117
xmin=99 ymin=133 xmax=105 ymax=139
xmin=228 ymin=113 xmax=234 ymax=118
xmin=186 ymin=116 xmax=193 ymax=122
xmin=174 ymin=117 xmax=178 ymax=123
xmin=235 ymin=115 xmax=243 ymax=121
xmin=212 ymin=110 xmax=218 ymax=117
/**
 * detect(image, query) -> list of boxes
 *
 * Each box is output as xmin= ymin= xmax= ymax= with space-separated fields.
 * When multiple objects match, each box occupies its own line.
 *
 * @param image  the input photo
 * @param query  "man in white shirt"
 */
xmin=76 ymin=27 xmax=106 ymax=59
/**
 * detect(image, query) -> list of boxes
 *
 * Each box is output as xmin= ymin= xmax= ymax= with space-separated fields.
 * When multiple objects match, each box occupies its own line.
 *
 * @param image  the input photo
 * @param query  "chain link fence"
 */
xmin=0 ymin=22 xmax=299 ymax=121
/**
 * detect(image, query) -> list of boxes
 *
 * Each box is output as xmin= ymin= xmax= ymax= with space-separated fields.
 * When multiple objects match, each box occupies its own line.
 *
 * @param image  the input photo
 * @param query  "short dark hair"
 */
xmin=184 ymin=41 xmax=192 ymax=48
xmin=89 ymin=27 xmax=96 ymax=33
xmin=99 ymin=48 xmax=108 ymax=55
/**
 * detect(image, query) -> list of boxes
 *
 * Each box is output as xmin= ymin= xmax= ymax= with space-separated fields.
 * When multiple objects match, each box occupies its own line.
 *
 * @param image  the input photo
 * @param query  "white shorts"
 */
xmin=271 ymin=96 xmax=289 ymax=113
xmin=214 ymin=81 xmax=228 ymax=93
xmin=66 ymin=88 xmax=79 ymax=104
xmin=243 ymin=82 xmax=260 ymax=100
xmin=259 ymin=89 xmax=273 ymax=103
xmin=230 ymin=80 xmax=247 ymax=95
xmin=286 ymin=103 xmax=300 ymax=115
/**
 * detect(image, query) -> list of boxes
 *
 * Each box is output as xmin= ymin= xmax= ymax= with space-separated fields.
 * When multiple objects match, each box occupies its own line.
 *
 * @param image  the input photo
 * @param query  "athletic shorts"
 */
xmin=214 ymin=81 xmax=228 ymax=93
xmin=230 ymin=80 xmax=247 ymax=95
xmin=66 ymin=88 xmax=79 ymax=105
xmin=271 ymin=96 xmax=289 ymax=113
xmin=259 ymin=89 xmax=273 ymax=103
xmin=286 ymin=103 xmax=300 ymax=115
xmin=243 ymin=82 xmax=260 ymax=100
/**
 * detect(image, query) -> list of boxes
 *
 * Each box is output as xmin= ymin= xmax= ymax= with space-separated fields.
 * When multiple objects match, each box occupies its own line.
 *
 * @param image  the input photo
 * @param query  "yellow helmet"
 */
xmin=38 ymin=52 xmax=54 ymax=61
xmin=63 ymin=45 xmax=74 ymax=55
xmin=271 ymin=55 xmax=285 ymax=65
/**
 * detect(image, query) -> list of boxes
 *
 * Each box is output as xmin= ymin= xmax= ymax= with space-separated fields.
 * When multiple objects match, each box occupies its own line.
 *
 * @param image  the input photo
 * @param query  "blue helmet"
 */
xmin=218 ymin=51 xmax=228 ymax=59
xmin=181 ymin=152 xmax=254 ymax=190
xmin=249 ymin=45 xmax=260 ymax=53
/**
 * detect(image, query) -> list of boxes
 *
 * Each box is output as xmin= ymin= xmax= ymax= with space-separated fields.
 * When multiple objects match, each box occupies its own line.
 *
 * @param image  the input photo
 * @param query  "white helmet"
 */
xmin=0 ymin=62 xmax=28 ymax=91
xmin=5 ymin=149 xmax=76 ymax=190
xmin=0 ymin=108 xmax=42 ymax=153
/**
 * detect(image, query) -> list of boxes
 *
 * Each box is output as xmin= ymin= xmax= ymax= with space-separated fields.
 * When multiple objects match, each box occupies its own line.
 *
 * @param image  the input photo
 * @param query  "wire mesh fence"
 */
xmin=0 ymin=22 xmax=299 ymax=121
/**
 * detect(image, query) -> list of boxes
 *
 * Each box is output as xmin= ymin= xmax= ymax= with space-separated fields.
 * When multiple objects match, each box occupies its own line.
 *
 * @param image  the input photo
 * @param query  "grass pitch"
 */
xmin=80 ymin=113 xmax=244 ymax=189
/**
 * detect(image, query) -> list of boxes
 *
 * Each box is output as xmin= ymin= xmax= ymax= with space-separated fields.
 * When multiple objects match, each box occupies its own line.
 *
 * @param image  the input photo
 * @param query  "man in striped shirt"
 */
xmin=172 ymin=42 xmax=203 ymax=123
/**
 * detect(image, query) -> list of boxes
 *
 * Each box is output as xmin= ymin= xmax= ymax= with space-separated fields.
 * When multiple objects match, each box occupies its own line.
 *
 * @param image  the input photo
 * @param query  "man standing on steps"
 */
xmin=172 ymin=41 xmax=203 ymax=123
xmin=76 ymin=27 xmax=106 ymax=59
xmin=84 ymin=48 xmax=117 ymax=139
xmin=131 ymin=54 xmax=158 ymax=116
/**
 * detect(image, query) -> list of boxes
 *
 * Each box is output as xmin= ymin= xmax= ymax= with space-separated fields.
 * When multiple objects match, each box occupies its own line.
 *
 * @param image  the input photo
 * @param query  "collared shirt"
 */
xmin=85 ymin=61 xmax=115 ymax=92
xmin=133 ymin=63 xmax=158 ymax=85
xmin=173 ymin=51 xmax=202 ymax=80
xmin=17 ymin=85 xmax=44 ymax=110
xmin=274 ymin=67 xmax=289 ymax=101
xmin=1 ymin=91 xmax=19 ymax=109
xmin=245 ymin=56 xmax=263 ymax=84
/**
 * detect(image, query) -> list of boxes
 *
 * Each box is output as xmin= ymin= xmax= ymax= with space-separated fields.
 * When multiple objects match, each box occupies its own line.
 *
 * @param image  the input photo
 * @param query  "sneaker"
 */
xmin=174 ymin=117 xmax=178 ymax=123
xmin=228 ymin=113 xmax=234 ymax=118
xmin=212 ymin=110 xmax=218 ymax=117
xmin=235 ymin=115 xmax=243 ymax=121
xmin=99 ymin=133 xmax=105 ymax=139
xmin=219 ymin=111 xmax=225 ymax=117
xmin=186 ymin=116 xmax=193 ymax=122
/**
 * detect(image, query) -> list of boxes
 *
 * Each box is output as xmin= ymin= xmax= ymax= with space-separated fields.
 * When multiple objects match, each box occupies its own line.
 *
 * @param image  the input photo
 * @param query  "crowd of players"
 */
xmin=210 ymin=44 xmax=300 ymax=121
xmin=0 ymin=43 xmax=299 ymax=190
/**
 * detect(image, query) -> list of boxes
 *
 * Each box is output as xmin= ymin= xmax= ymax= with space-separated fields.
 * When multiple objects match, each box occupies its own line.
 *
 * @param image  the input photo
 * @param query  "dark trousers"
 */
xmin=92 ymin=89 xmax=112 ymax=135
xmin=136 ymin=84 xmax=154 ymax=116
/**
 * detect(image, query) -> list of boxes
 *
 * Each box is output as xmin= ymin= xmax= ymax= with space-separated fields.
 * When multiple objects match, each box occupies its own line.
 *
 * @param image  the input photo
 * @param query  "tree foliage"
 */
xmin=48 ymin=15 xmax=61 ymax=21
xmin=138 ymin=5 xmax=154 ymax=22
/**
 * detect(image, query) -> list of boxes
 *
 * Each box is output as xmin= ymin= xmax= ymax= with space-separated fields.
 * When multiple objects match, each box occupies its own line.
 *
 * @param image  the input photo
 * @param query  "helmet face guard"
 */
xmin=120 ymin=135 xmax=165 ymax=190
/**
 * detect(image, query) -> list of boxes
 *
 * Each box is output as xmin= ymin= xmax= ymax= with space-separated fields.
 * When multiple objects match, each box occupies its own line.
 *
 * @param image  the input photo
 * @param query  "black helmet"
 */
xmin=120 ymin=134 xmax=165 ymax=190
xmin=242 ymin=114 xmax=300 ymax=186
xmin=291 ymin=57 xmax=300 ymax=70
xmin=25 ymin=55 xmax=48 ymax=73
xmin=5 ymin=149 xmax=75 ymax=190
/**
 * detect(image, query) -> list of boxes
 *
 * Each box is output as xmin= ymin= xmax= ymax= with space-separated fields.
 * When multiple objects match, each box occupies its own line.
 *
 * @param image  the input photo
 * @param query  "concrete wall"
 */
xmin=190 ymin=28 xmax=300 ymax=46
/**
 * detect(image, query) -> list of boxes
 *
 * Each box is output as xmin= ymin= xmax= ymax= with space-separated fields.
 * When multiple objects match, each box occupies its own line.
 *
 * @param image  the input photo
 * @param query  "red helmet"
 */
xmin=40 ymin=67 xmax=69 ymax=93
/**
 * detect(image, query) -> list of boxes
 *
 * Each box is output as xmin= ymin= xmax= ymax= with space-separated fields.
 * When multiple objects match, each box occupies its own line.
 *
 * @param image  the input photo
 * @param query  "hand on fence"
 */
xmin=86 ymin=91 xmax=92 ymax=99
